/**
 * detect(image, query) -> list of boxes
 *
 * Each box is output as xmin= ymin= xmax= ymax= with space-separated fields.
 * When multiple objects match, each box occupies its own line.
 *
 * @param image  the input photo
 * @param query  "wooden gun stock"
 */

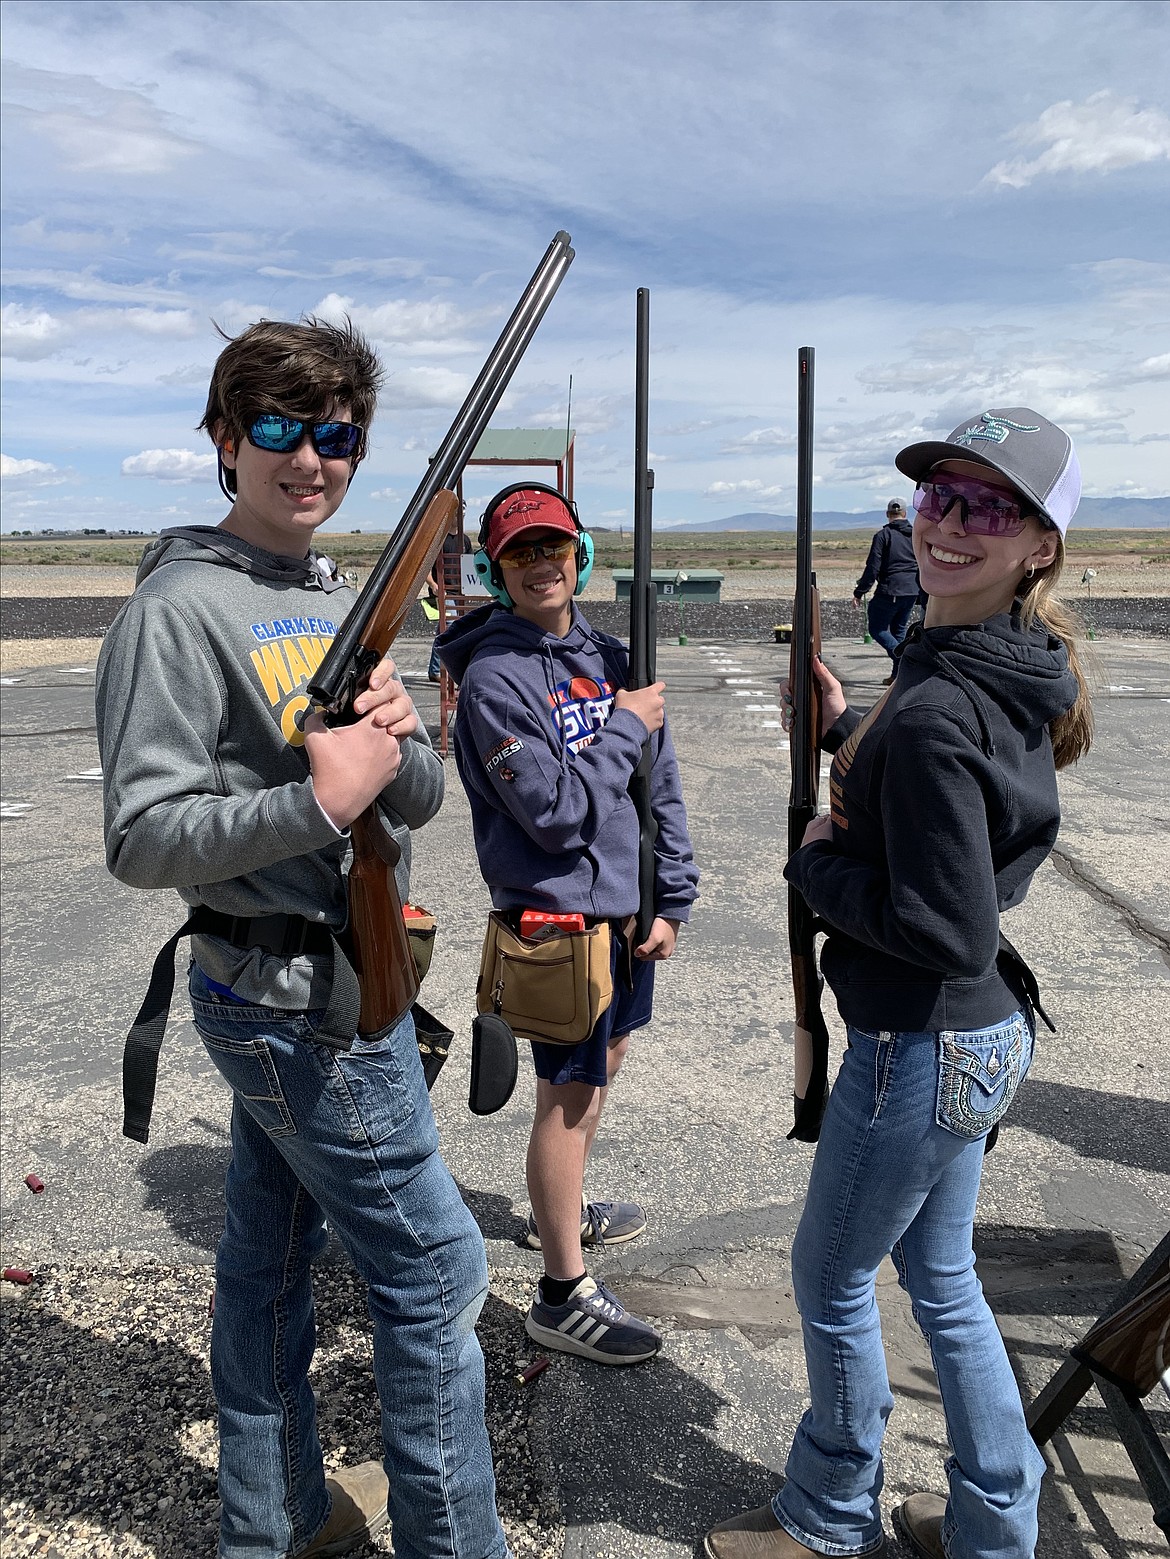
xmin=345 ymin=490 xmax=457 ymax=1035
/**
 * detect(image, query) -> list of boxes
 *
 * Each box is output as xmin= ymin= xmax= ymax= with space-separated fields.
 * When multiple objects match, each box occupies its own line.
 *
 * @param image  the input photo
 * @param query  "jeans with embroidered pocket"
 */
xmin=774 ymin=1012 xmax=1044 ymax=1559
xmin=189 ymin=963 xmax=509 ymax=1559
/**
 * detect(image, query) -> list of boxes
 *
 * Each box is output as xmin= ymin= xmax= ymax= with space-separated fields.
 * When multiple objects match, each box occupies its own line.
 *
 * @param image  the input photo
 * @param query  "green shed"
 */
xmin=611 ymin=569 xmax=723 ymax=603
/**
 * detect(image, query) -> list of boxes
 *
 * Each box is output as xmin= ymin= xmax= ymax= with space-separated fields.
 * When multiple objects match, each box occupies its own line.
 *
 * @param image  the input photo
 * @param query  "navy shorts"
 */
xmin=530 ymin=924 xmax=655 ymax=1088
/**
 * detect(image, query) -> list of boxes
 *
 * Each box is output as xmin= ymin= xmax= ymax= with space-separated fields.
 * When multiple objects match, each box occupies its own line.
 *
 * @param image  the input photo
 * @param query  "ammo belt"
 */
xmin=121 ymin=906 xmax=360 ymax=1145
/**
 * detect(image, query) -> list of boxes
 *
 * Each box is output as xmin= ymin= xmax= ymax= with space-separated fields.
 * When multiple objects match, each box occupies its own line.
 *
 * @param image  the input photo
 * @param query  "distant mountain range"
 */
xmin=606 ymin=496 xmax=1170 ymax=532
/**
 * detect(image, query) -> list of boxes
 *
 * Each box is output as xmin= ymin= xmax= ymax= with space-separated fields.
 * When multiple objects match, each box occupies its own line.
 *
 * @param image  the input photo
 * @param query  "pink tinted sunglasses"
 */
xmin=913 ymin=475 xmax=1038 ymax=537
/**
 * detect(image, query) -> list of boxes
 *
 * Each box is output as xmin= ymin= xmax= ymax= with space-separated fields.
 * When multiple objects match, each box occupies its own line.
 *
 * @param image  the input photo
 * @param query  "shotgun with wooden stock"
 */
xmin=788 ymin=345 xmax=831 ymax=1142
xmin=306 ymin=230 xmax=575 ymax=1035
xmin=627 ymin=286 xmax=659 ymax=949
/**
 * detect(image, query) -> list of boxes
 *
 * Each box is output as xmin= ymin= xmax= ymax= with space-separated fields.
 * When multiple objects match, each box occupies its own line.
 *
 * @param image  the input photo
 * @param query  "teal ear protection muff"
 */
xmin=472 ymin=483 xmax=594 ymax=608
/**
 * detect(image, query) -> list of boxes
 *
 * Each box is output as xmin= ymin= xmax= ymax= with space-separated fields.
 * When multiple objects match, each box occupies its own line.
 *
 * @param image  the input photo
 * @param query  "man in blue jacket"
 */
xmin=438 ymin=485 xmax=699 ymax=1366
xmin=853 ymin=499 xmax=921 ymax=681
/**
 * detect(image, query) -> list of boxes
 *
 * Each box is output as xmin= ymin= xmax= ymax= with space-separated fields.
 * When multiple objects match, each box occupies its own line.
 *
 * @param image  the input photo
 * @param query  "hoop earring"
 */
xmin=1024 ymin=565 xmax=1036 ymax=580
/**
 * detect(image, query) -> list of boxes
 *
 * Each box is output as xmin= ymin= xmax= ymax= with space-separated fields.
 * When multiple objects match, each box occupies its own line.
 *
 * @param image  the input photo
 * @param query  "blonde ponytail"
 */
xmin=1017 ymin=542 xmax=1094 ymax=768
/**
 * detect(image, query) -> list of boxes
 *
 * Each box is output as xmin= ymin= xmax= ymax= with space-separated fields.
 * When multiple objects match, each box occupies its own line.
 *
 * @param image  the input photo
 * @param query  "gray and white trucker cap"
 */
xmin=896 ymin=408 xmax=1081 ymax=537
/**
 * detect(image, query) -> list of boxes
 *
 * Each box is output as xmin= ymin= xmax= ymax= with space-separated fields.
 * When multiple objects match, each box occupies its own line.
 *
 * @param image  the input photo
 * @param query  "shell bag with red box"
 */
xmin=468 ymin=911 xmax=615 ymax=1116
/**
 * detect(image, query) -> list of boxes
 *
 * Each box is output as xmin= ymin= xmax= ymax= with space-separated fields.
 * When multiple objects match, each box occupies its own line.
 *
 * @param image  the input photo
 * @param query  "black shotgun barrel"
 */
xmin=790 ymin=344 xmax=817 ymax=812
xmin=309 ymin=231 xmax=575 ymax=710
xmin=629 ymin=286 xmax=659 ymax=946
xmin=629 ymin=286 xmax=656 ymax=690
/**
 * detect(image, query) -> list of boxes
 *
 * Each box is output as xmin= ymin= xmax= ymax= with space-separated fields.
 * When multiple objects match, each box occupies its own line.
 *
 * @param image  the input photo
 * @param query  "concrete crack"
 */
xmin=1050 ymin=844 xmax=1170 ymax=967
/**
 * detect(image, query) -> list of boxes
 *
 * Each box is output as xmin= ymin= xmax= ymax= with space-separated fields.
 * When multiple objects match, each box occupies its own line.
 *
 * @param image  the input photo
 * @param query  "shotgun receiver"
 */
xmin=307 ymin=230 xmax=575 ymax=1035
xmin=628 ymin=286 xmax=659 ymax=948
xmin=788 ymin=345 xmax=830 ymax=1142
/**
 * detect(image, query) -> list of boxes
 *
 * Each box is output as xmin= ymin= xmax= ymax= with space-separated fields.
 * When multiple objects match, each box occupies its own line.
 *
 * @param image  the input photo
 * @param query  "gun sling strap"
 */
xmin=121 ymin=907 xmax=362 ymax=1145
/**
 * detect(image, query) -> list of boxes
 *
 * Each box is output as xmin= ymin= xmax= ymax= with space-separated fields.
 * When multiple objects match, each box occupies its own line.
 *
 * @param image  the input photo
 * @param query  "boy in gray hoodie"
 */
xmin=96 ymin=319 xmax=508 ymax=1559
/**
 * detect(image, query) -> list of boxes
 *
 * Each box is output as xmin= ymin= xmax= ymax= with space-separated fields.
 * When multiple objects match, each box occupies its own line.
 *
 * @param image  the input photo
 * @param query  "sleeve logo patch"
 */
xmin=484 ymin=736 xmax=524 ymax=777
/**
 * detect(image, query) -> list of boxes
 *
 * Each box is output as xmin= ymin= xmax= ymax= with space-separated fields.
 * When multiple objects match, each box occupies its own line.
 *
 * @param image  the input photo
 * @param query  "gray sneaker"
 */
xmin=525 ymin=1275 xmax=661 ymax=1365
xmin=525 ymin=1198 xmax=647 ymax=1251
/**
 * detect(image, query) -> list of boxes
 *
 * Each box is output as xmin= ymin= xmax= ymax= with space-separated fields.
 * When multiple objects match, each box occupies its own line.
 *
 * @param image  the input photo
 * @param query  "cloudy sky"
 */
xmin=2 ymin=0 xmax=1168 ymax=534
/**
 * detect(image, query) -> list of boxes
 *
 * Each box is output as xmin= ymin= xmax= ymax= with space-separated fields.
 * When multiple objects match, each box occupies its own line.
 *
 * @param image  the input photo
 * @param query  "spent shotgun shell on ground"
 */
xmin=24 ymin=1173 xmax=45 ymax=1194
xmin=2 ymin=1266 xmax=34 ymax=1285
xmin=515 ymin=1356 xmax=551 ymax=1387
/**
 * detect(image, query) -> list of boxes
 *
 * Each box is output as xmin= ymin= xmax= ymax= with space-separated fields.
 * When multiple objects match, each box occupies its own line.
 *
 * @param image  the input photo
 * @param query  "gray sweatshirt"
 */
xmin=96 ymin=527 xmax=444 ymax=1009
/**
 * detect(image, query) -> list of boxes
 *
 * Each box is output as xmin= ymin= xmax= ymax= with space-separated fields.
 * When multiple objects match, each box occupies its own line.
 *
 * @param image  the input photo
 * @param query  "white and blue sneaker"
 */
xmin=524 ymin=1198 xmax=647 ymax=1252
xmin=525 ymin=1275 xmax=661 ymax=1366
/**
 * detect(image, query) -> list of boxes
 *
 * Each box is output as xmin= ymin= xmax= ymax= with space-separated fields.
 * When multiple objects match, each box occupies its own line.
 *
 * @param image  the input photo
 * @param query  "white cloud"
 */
xmin=4 ymin=63 xmax=201 ymax=175
xmin=704 ymin=479 xmax=784 ymax=499
xmin=7 ymin=217 xmax=125 ymax=252
xmin=1 ymin=303 xmax=70 ymax=359
xmin=121 ymin=449 xmax=216 ymax=482
xmin=1 ymin=300 xmax=196 ymax=361
xmin=722 ymin=425 xmax=796 ymax=453
xmin=1131 ymin=353 xmax=1170 ymax=380
xmin=659 ymin=418 xmax=721 ymax=437
xmin=526 ymin=392 xmax=625 ymax=437
xmin=313 ymin=292 xmax=480 ymax=354
xmin=90 ymin=306 xmax=197 ymax=338
xmin=2 ymin=268 xmax=191 ymax=307
xmin=985 ymin=91 xmax=1170 ymax=190
xmin=158 ymin=362 xmax=213 ymax=386
xmin=856 ymin=337 xmax=1139 ymax=441
xmin=1080 ymin=477 xmax=1163 ymax=499
xmin=1 ymin=453 xmax=60 ymax=481
xmin=378 ymin=367 xmax=471 ymax=411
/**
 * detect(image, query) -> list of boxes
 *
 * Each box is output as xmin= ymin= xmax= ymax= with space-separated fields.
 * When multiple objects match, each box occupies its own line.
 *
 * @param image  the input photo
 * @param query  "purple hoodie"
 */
xmin=437 ymin=603 xmax=699 ymax=922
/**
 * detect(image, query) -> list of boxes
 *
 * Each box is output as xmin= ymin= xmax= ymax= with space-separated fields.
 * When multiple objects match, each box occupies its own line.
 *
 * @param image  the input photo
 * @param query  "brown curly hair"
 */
xmin=198 ymin=316 xmax=384 ymax=492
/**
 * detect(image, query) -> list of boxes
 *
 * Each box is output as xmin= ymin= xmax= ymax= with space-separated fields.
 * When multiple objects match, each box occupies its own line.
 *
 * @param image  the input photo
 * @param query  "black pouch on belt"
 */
xmin=468 ymin=1012 xmax=518 ymax=1116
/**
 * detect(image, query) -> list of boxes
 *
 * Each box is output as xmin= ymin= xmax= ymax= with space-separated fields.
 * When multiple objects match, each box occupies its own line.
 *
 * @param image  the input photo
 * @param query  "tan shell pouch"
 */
xmin=476 ymin=913 xmax=613 ymax=1045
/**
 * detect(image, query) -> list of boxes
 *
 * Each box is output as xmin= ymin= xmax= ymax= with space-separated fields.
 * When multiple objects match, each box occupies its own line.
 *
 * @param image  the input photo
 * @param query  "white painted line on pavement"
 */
xmin=0 ymin=802 xmax=34 ymax=818
xmin=65 ymin=769 xmax=104 ymax=782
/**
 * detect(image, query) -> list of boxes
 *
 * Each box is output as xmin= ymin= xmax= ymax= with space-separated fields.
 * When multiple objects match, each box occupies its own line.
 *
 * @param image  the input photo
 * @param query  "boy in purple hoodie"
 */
xmin=438 ymin=485 xmax=699 ymax=1365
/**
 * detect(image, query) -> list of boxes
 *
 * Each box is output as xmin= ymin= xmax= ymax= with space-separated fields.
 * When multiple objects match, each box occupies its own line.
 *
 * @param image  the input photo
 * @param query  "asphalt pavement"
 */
xmin=1 ymin=630 xmax=1167 ymax=1558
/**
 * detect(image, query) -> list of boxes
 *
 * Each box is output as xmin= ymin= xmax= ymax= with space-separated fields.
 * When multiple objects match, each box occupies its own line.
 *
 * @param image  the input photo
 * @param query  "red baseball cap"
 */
xmin=483 ymin=487 xmax=578 ymax=560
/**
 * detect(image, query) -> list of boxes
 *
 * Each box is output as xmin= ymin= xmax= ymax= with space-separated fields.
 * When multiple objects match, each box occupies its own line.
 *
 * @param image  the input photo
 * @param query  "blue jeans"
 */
xmin=189 ymin=965 xmax=509 ymax=1559
xmin=866 ymin=593 xmax=916 ymax=661
xmin=774 ymin=1013 xmax=1044 ymax=1559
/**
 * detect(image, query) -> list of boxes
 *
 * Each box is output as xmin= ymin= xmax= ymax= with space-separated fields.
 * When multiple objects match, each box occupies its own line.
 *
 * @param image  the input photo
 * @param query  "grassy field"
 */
xmin=3 ymin=529 xmax=1168 ymax=571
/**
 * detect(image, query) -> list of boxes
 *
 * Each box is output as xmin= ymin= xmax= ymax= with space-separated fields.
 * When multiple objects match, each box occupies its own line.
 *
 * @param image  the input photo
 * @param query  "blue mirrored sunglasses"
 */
xmin=246 ymin=414 xmax=362 ymax=460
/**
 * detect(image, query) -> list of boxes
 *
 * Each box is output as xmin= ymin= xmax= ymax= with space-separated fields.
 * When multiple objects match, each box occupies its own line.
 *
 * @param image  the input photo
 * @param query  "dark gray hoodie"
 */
xmin=786 ymin=611 xmax=1078 ymax=1032
xmin=96 ymin=527 xmax=443 ymax=1008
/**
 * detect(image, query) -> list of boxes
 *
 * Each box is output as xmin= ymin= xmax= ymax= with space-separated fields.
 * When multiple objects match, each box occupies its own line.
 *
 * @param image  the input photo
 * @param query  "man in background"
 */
xmin=852 ymin=499 xmax=921 ymax=683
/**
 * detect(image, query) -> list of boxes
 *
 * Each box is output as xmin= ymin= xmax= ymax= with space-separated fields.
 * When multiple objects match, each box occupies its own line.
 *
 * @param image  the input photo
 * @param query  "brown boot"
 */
xmin=892 ymin=1493 xmax=947 ymax=1559
xmin=705 ymin=1503 xmax=886 ymax=1558
xmin=293 ymin=1461 xmax=389 ymax=1557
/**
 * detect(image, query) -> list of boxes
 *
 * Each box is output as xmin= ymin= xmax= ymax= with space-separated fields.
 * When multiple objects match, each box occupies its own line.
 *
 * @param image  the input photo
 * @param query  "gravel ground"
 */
xmin=1 ymin=1257 xmax=560 ymax=1558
